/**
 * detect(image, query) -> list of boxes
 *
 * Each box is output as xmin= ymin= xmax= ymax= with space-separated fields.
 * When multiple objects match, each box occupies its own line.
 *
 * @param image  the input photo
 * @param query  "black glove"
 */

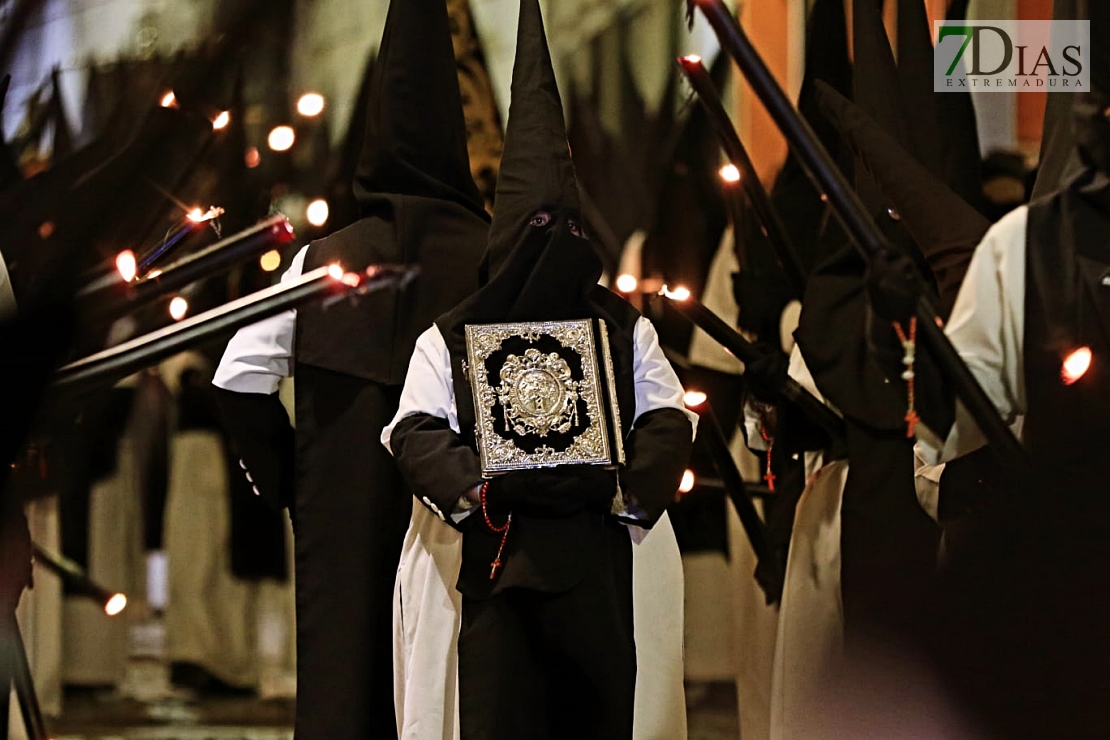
xmin=485 ymin=465 xmax=618 ymax=519
xmin=744 ymin=348 xmax=790 ymax=404
xmin=866 ymin=247 xmax=923 ymax=323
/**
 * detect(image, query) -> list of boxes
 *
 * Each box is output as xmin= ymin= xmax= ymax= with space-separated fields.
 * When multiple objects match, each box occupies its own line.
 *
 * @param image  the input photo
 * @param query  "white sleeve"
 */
xmin=632 ymin=317 xmax=698 ymax=436
xmin=0 ymin=248 xmax=16 ymax=321
xmin=914 ymin=446 xmax=944 ymax=523
xmin=920 ymin=207 xmax=1027 ymax=463
xmin=380 ymin=325 xmax=460 ymax=454
xmin=212 ymin=245 xmax=309 ymax=394
xmin=381 ymin=326 xmax=475 ymax=522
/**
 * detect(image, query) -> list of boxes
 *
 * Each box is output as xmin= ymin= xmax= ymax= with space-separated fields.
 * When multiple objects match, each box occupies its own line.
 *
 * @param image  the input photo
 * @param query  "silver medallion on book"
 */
xmin=464 ymin=318 xmax=625 ymax=475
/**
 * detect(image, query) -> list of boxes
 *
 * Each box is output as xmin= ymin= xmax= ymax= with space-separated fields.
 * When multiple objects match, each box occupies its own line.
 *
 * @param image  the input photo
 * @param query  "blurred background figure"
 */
xmin=162 ymin=351 xmax=292 ymax=697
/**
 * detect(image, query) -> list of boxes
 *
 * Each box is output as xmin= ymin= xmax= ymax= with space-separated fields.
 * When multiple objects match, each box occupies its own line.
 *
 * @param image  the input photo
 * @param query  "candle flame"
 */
xmin=297 ymin=93 xmax=326 ymax=117
xmin=104 ymin=593 xmax=128 ymax=617
xmin=268 ymin=125 xmax=296 ymax=152
xmin=683 ymin=391 xmax=708 ymax=408
xmin=169 ymin=297 xmax=189 ymax=321
xmin=615 ymin=274 xmax=639 ymax=294
xmin=260 ymin=250 xmax=282 ymax=273
xmin=1062 ymin=347 xmax=1092 ymax=385
xmin=186 ymin=206 xmax=223 ymax=224
xmin=679 ymin=470 xmax=696 ymax=494
xmin=720 ymin=164 xmax=741 ymax=183
xmin=662 ymin=285 xmax=692 ymax=302
xmin=116 ymin=251 xmax=137 ymax=282
xmin=306 ymin=199 xmax=330 ymax=227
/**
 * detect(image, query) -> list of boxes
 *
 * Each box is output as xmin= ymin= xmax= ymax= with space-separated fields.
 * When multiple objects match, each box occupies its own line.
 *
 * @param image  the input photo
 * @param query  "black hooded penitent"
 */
xmin=435 ymin=0 xmax=639 ymax=478
xmin=387 ymin=6 xmax=692 ymax=735
xmin=421 ymin=0 xmax=690 ymax=598
xmin=214 ymin=0 xmax=490 ymax=738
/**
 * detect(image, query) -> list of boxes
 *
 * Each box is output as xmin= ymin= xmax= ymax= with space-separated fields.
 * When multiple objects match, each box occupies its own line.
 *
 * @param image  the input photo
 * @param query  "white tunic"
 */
xmin=164 ymin=352 xmax=261 ymax=689
xmin=919 ymin=206 xmax=1029 ymax=464
xmin=382 ymin=320 xmax=694 ymax=740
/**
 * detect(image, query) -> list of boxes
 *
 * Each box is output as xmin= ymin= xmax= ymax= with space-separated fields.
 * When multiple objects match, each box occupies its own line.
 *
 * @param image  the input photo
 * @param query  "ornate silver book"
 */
xmin=464 ymin=318 xmax=625 ymax=476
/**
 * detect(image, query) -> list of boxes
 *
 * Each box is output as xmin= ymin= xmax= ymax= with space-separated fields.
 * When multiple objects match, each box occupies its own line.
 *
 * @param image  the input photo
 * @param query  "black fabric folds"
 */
xmin=814 ymin=81 xmax=989 ymax=316
xmin=352 ymin=0 xmax=486 ymax=219
xmin=389 ymin=412 xmax=484 ymax=525
xmin=478 ymin=0 xmax=580 ymax=283
xmin=766 ymin=0 xmax=853 ymax=275
xmin=296 ymin=0 xmax=491 ymax=385
xmin=214 ymin=388 xmax=295 ymax=513
xmin=617 ymin=408 xmax=693 ymax=522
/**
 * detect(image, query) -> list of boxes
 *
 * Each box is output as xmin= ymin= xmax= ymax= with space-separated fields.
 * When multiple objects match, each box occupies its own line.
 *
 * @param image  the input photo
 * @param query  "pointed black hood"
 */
xmin=436 ymin=0 xmax=626 ymax=341
xmin=934 ymin=0 xmax=986 ymax=209
xmin=896 ymin=0 xmax=942 ymax=177
xmin=482 ymin=0 xmax=581 ymax=283
xmin=768 ymin=0 xmax=853 ymax=274
xmin=352 ymin=0 xmax=486 ymax=220
xmin=1071 ymin=2 xmax=1110 ymax=177
xmin=852 ymin=0 xmax=909 ymax=215
xmin=815 ymin=80 xmax=988 ymax=316
xmin=433 ymin=0 xmax=642 ymax=497
xmin=296 ymin=0 xmax=492 ymax=386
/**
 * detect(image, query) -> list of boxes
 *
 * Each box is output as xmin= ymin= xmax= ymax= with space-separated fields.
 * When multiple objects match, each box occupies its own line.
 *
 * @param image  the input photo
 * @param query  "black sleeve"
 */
xmin=389 ymin=413 xmax=484 ymax=528
xmin=214 ymin=388 xmax=295 ymax=512
xmin=619 ymin=407 xmax=695 ymax=523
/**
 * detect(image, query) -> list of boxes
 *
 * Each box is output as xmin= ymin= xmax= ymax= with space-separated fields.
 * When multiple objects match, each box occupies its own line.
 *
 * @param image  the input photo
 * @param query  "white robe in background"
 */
xmin=62 ymin=382 xmax=145 ymax=688
xmin=8 ymin=497 xmax=64 ymax=739
xmin=163 ymin=352 xmax=260 ymax=690
xmin=734 ymin=346 xmax=848 ymax=740
xmin=768 ymin=459 xmax=846 ymax=740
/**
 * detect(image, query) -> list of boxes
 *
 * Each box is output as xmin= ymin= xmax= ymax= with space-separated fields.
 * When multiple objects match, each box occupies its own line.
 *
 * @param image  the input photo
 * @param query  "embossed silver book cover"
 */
xmin=464 ymin=319 xmax=625 ymax=475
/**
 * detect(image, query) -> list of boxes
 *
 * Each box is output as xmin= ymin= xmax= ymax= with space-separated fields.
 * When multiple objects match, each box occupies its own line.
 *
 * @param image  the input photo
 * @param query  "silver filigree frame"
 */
xmin=465 ymin=319 xmax=618 ymax=475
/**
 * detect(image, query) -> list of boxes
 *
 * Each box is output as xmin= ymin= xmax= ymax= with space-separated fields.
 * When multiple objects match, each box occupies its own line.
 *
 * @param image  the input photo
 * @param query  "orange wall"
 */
xmin=738 ymin=0 xmax=792 ymax=185
xmin=1016 ymin=0 xmax=1055 ymax=149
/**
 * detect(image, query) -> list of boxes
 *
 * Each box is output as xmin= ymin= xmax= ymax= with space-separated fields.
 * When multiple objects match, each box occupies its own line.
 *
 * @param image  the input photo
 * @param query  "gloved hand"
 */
xmin=866 ymin=247 xmax=923 ymax=324
xmin=744 ymin=348 xmax=790 ymax=404
xmin=485 ymin=465 xmax=618 ymax=519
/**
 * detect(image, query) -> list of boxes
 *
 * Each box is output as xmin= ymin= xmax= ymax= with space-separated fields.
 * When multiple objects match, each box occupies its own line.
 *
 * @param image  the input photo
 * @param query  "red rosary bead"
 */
xmin=479 ymin=481 xmax=512 ymax=580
